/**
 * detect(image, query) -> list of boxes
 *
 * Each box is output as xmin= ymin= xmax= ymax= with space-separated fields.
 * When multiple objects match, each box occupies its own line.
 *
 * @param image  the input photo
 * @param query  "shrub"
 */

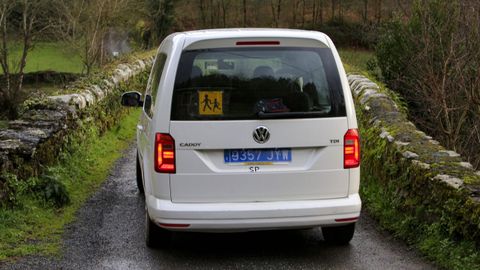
xmin=375 ymin=0 xmax=480 ymax=169
xmin=315 ymin=20 xmax=379 ymax=49
xmin=0 ymin=174 xmax=31 ymax=208
xmin=33 ymin=173 xmax=70 ymax=208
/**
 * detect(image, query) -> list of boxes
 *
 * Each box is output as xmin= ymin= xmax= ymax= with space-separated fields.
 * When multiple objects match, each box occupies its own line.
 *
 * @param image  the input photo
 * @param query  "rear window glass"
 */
xmin=171 ymin=47 xmax=346 ymax=120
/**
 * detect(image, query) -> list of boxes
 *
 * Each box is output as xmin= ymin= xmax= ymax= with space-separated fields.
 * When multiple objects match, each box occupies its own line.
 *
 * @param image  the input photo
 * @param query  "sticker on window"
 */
xmin=198 ymin=91 xmax=223 ymax=115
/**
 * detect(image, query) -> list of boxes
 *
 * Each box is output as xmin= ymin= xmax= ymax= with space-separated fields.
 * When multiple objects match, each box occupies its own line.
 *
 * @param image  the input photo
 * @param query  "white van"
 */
xmin=121 ymin=29 xmax=361 ymax=247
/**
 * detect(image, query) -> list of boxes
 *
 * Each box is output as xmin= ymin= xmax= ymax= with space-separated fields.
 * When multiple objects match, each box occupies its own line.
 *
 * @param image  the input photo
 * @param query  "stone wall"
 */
xmin=348 ymin=74 xmax=480 ymax=244
xmin=0 ymin=53 xmax=154 ymax=180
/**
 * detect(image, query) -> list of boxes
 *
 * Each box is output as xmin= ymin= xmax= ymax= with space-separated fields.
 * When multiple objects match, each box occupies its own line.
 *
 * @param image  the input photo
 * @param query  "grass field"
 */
xmin=8 ymin=42 xmax=83 ymax=74
xmin=338 ymin=48 xmax=375 ymax=73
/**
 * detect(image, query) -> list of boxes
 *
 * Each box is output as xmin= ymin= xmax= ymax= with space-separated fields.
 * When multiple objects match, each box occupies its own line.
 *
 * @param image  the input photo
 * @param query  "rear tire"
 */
xmin=322 ymin=223 xmax=355 ymax=245
xmin=145 ymin=211 xmax=172 ymax=248
xmin=136 ymin=152 xmax=144 ymax=194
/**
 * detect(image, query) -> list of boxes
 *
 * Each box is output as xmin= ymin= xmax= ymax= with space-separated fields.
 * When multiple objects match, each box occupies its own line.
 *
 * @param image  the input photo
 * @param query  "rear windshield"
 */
xmin=171 ymin=47 xmax=346 ymax=120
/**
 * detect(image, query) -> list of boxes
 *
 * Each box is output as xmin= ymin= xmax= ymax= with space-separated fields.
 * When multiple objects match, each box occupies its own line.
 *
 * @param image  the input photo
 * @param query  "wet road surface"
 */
xmin=1 ymin=145 xmax=437 ymax=270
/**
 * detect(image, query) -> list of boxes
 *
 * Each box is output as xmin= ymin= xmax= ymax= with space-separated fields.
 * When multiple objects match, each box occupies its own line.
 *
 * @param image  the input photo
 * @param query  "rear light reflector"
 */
xmin=236 ymin=41 xmax=280 ymax=46
xmin=344 ymin=129 xmax=360 ymax=169
xmin=335 ymin=217 xmax=359 ymax=222
xmin=155 ymin=133 xmax=176 ymax=173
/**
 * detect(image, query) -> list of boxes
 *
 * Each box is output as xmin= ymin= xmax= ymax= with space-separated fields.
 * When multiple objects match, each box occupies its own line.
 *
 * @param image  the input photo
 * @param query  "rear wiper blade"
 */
xmin=256 ymin=111 xmax=330 ymax=119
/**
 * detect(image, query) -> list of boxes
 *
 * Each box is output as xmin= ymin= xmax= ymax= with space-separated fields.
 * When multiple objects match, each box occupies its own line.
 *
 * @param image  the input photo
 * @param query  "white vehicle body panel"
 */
xmin=136 ymin=29 xmax=361 ymax=231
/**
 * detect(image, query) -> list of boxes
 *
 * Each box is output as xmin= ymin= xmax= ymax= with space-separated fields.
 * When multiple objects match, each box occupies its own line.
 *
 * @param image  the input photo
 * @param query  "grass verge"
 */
xmin=0 ymin=108 xmax=140 ymax=262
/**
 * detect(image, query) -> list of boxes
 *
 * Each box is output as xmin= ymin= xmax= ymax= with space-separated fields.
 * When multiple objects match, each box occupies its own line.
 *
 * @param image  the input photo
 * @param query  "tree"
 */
xmin=312 ymin=0 xmax=324 ymax=27
xmin=362 ymin=0 xmax=368 ymax=23
xmin=376 ymin=0 xmax=480 ymax=168
xmin=54 ymin=0 xmax=134 ymax=74
xmin=243 ymin=0 xmax=247 ymax=27
xmin=0 ymin=0 xmax=54 ymax=119
xmin=220 ymin=0 xmax=229 ymax=27
xmin=271 ymin=0 xmax=281 ymax=27
xmin=145 ymin=0 xmax=175 ymax=45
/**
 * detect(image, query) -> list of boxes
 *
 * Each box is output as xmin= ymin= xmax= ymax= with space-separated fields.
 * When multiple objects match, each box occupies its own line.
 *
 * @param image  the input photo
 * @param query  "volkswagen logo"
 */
xmin=253 ymin=126 xmax=270 ymax=144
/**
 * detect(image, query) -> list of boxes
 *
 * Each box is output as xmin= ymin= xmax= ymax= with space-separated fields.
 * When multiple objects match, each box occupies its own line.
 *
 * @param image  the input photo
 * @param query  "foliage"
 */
xmin=143 ymin=0 xmax=175 ymax=48
xmin=33 ymin=172 xmax=70 ymax=208
xmin=0 ymin=174 xmax=31 ymax=208
xmin=375 ymin=0 xmax=480 ymax=169
xmin=317 ymin=20 xmax=380 ymax=49
xmin=53 ymin=0 xmax=137 ymax=74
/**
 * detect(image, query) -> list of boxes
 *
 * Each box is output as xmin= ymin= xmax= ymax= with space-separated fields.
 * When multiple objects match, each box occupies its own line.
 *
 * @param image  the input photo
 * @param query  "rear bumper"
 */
xmin=146 ymin=194 xmax=361 ymax=232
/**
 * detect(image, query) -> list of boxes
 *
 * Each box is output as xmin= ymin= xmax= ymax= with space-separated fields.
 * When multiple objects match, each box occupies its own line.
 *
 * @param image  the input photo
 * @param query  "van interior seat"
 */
xmin=253 ymin=66 xmax=275 ymax=78
xmin=191 ymin=66 xmax=203 ymax=79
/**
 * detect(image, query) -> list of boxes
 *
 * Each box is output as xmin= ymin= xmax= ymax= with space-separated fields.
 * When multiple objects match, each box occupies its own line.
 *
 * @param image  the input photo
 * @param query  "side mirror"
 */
xmin=121 ymin=91 xmax=143 ymax=107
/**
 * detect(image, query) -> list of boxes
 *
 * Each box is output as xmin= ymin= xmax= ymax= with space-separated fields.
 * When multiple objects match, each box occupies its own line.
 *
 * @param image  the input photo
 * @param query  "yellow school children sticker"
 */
xmin=198 ymin=91 xmax=223 ymax=115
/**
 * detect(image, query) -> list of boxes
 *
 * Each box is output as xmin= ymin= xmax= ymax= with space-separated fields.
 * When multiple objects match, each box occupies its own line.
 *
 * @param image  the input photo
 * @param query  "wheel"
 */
xmin=136 ymin=152 xmax=144 ymax=194
xmin=145 ymin=210 xmax=172 ymax=248
xmin=322 ymin=223 xmax=356 ymax=245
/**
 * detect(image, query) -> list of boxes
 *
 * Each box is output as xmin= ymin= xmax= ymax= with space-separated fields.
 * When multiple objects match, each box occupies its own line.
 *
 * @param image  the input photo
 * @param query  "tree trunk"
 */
xmin=375 ymin=0 xmax=382 ymax=24
xmin=199 ymin=0 xmax=207 ymax=27
xmin=319 ymin=0 xmax=323 ymax=25
xmin=221 ymin=0 xmax=227 ymax=27
xmin=271 ymin=0 xmax=282 ymax=28
xmin=363 ymin=0 xmax=368 ymax=24
xmin=312 ymin=0 xmax=317 ymax=26
xmin=331 ymin=0 xmax=336 ymax=21
xmin=301 ymin=0 xmax=306 ymax=28
xmin=243 ymin=0 xmax=247 ymax=27
xmin=210 ymin=0 xmax=214 ymax=27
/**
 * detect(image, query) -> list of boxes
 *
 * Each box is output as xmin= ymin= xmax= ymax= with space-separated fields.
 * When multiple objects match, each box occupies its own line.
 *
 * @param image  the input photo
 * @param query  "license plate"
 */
xmin=224 ymin=148 xmax=292 ymax=164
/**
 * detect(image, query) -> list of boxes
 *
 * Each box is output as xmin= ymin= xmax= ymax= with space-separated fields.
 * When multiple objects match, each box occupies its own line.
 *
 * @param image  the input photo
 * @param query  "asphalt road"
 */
xmin=2 ymin=145 xmax=437 ymax=270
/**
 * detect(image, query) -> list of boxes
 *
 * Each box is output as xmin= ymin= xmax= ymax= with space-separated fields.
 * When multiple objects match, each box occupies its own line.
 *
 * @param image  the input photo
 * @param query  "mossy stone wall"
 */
xmin=0 ymin=52 xmax=154 ymax=203
xmin=348 ymin=74 xmax=480 ymax=245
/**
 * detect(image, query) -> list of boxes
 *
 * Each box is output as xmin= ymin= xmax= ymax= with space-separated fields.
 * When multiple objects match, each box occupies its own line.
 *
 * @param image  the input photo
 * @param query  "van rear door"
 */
xmin=169 ymin=43 xmax=350 ymax=203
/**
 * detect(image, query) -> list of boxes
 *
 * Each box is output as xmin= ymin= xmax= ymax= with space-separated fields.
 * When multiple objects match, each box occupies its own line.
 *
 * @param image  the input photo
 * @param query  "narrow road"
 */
xmin=2 ymin=145 xmax=437 ymax=270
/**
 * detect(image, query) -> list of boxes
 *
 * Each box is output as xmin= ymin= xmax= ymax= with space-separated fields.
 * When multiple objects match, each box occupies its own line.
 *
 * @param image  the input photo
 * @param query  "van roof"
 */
xmin=169 ymin=28 xmax=332 ymax=48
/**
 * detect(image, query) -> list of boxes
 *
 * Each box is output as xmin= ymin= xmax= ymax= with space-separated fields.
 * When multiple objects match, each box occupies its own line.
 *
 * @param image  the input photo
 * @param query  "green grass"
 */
xmin=338 ymin=48 xmax=375 ymax=73
xmin=8 ymin=42 xmax=83 ymax=74
xmin=0 ymin=108 xmax=140 ymax=262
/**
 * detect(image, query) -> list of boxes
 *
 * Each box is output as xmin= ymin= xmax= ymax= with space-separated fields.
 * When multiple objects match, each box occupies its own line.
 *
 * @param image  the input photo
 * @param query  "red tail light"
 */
xmin=236 ymin=41 xmax=280 ymax=46
xmin=344 ymin=129 xmax=360 ymax=169
xmin=155 ymin=133 xmax=176 ymax=173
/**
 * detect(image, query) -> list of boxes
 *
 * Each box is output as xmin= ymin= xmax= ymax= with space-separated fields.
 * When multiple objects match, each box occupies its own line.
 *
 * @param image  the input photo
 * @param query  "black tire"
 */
xmin=322 ymin=223 xmax=356 ymax=245
xmin=145 ymin=211 xmax=172 ymax=248
xmin=136 ymin=152 xmax=145 ymax=194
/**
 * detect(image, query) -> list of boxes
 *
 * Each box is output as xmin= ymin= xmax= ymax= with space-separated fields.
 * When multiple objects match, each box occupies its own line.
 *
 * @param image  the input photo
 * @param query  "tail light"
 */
xmin=344 ymin=129 xmax=360 ymax=169
xmin=155 ymin=133 xmax=176 ymax=173
xmin=236 ymin=41 xmax=280 ymax=46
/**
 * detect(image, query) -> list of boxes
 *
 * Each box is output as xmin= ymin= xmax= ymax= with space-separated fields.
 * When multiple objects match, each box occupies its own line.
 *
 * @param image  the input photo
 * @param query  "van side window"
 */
xmin=144 ymin=53 xmax=167 ymax=118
